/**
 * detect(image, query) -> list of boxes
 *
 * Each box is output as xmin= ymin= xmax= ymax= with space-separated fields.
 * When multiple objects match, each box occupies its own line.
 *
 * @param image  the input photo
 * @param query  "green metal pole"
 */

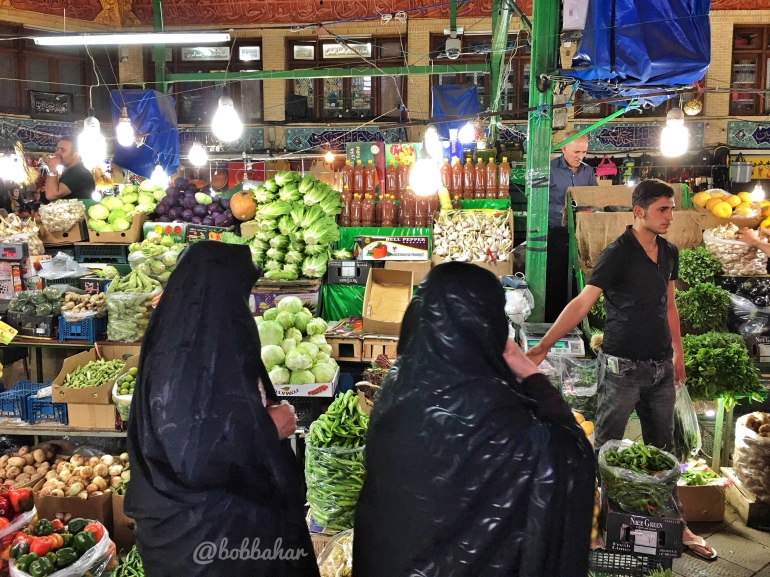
xmin=152 ymin=0 xmax=167 ymax=93
xmin=524 ymin=0 xmax=560 ymax=322
xmin=487 ymin=0 xmax=511 ymax=144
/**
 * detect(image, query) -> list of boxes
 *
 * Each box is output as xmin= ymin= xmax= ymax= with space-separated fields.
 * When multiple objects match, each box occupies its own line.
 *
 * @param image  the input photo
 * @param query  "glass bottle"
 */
xmin=474 ymin=157 xmax=486 ymax=199
xmin=350 ymin=193 xmax=363 ymax=227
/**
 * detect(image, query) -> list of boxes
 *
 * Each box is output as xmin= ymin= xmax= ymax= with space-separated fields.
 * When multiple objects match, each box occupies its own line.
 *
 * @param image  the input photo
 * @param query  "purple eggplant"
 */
xmin=219 ymin=198 xmax=230 ymax=210
xmin=214 ymin=214 xmax=231 ymax=227
xmin=168 ymin=207 xmax=182 ymax=219
xmin=183 ymin=196 xmax=197 ymax=210
xmin=191 ymin=216 xmax=203 ymax=225
xmin=223 ymin=209 xmax=233 ymax=220
xmin=193 ymin=204 xmax=208 ymax=217
xmin=181 ymin=209 xmax=194 ymax=221
xmin=207 ymin=203 xmax=220 ymax=215
xmin=202 ymin=216 xmax=215 ymax=226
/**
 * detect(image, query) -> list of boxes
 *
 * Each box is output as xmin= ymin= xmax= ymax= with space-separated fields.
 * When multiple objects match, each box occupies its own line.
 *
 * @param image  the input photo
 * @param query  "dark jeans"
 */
xmin=545 ymin=227 xmax=572 ymax=323
xmin=595 ymin=350 xmax=676 ymax=452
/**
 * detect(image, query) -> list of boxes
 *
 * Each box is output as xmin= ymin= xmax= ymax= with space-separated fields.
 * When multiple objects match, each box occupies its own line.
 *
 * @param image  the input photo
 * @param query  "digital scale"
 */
xmin=518 ymin=322 xmax=586 ymax=357
xmin=0 ymin=242 xmax=29 ymax=313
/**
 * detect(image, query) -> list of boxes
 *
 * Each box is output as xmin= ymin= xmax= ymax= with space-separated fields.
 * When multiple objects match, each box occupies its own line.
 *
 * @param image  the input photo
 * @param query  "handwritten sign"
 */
xmin=29 ymin=91 xmax=74 ymax=121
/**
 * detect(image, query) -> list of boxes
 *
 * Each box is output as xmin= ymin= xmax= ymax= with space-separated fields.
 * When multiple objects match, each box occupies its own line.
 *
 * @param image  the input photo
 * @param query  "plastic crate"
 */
xmin=58 ymin=316 xmax=108 ymax=343
xmin=26 ymin=396 xmax=68 ymax=425
xmin=42 ymin=277 xmax=81 ymax=289
xmin=287 ymin=397 xmax=333 ymax=428
xmin=0 ymin=381 xmax=51 ymax=421
xmin=74 ymin=244 xmax=128 ymax=264
xmin=588 ymin=551 xmax=673 ymax=576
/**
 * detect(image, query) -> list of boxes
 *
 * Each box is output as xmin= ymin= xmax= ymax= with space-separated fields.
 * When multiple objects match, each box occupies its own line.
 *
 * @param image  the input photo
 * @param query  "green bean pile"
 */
xmin=114 ymin=545 xmax=144 ymax=577
xmin=306 ymin=391 xmax=368 ymax=531
xmin=600 ymin=440 xmax=680 ymax=516
xmin=62 ymin=359 xmax=126 ymax=389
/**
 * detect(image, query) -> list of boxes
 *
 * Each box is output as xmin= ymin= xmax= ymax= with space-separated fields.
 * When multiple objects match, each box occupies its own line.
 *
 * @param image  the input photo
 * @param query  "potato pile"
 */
xmin=38 ymin=453 xmax=130 ymax=500
xmin=61 ymin=293 xmax=107 ymax=317
xmin=0 ymin=445 xmax=59 ymax=488
xmin=734 ymin=412 xmax=770 ymax=503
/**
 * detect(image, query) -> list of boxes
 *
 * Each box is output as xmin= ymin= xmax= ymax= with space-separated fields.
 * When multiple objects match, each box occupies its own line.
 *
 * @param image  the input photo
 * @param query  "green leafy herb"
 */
xmin=676 ymin=283 xmax=731 ymax=333
xmin=678 ymin=247 xmax=723 ymax=286
xmin=680 ymin=468 xmax=718 ymax=486
xmin=589 ymin=294 xmax=606 ymax=320
xmin=683 ymin=332 xmax=763 ymax=407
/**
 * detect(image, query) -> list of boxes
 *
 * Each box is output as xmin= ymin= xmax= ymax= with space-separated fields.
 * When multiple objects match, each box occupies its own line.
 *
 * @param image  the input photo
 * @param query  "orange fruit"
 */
xmin=705 ymin=197 xmax=724 ymax=211
xmin=574 ymin=412 xmax=585 ymax=425
xmin=711 ymin=201 xmax=734 ymax=219
xmin=739 ymin=192 xmax=753 ymax=203
xmin=581 ymin=421 xmax=595 ymax=436
xmin=725 ymin=195 xmax=742 ymax=208
xmin=760 ymin=200 xmax=770 ymax=208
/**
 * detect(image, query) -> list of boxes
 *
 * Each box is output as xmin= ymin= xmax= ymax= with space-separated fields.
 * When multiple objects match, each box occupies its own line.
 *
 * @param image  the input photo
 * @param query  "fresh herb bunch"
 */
xmin=680 ymin=468 xmax=718 ymax=486
xmin=673 ymin=410 xmax=700 ymax=462
xmin=683 ymin=332 xmax=763 ymax=406
xmin=678 ymin=247 xmax=723 ymax=286
xmin=675 ymin=283 xmax=731 ymax=333
xmin=589 ymin=294 xmax=606 ymax=320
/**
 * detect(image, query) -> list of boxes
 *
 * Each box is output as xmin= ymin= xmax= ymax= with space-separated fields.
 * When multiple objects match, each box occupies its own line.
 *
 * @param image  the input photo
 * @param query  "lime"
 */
xmin=128 ymin=367 xmax=138 ymax=376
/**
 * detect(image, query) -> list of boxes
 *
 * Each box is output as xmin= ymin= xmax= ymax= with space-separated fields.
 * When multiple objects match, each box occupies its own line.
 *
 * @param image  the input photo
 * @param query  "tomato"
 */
xmin=83 ymin=524 xmax=104 ymax=543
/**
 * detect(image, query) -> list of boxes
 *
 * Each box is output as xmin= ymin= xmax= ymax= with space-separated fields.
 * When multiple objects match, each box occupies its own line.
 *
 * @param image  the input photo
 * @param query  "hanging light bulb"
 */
xmin=188 ymin=141 xmax=208 ymax=167
xmin=752 ymin=181 xmax=765 ymax=202
xmin=150 ymin=164 xmax=169 ymax=187
xmin=78 ymin=109 xmax=107 ymax=170
xmin=660 ymin=108 xmax=689 ymax=157
xmin=409 ymin=146 xmax=441 ymax=197
xmin=423 ymin=124 xmax=443 ymax=160
xmin=212 ymin=88 xmax=243 ymax=142
xmin=459 ymin=121 xmax=475 ymax=145
xmin=115 ymin=107 xmax=135 ymax=147
xmin=324 ymin=150 xmax=335 ymax=164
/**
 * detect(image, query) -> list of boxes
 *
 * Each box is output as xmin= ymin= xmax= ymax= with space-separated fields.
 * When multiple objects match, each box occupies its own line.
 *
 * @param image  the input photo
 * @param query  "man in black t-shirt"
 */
xmin=44 ymin=137 xmax=96 ymax=200
xmin=527 ymin=179 xmax=717 ymax=560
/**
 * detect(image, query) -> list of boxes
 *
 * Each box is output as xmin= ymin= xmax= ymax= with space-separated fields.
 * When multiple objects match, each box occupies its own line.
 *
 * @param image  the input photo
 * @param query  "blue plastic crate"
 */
xmin=59 ymin=316 xmax=108 ymax=343
xmin=26 ymin=396 xmax=68 ymax=425
xmin=0 ymin=381 xmax=51 ymax=421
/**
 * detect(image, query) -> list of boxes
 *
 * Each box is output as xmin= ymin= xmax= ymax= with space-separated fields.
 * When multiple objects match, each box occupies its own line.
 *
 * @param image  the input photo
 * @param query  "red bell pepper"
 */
xmin=7 ymin=488 xmax=32 ymax=513
xmin=0 ymin=495 xmax=12 ymax=519
xmin=28 ymin=537 xmax=51 ymax=557
xmin=49 ymin=520 xmax=64 ymax=533
xmin=83 ymin=524 xmax=104 ymax=543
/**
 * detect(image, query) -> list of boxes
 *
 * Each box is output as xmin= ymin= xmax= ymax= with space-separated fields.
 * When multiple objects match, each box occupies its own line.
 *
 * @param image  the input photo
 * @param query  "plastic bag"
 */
xmin=560 ymin=356 xmax=598 ymax=420
xmin=0 ymin=507 xmax=35 ymax=541
xmin=728 ymin=293 xmax=770 ymax=336
xmin=112 ymin=379 xmax=132 ymax=422
xmin=106 ymin=288 xmax=160 ymax=342
xmin=61 ymin=309 xmax=100 ymax=322
xmin=703 ymin=229 xmax=768 ymax=276
xmin=598 ymin=440 xmax=680 ymax=515
xmin=10 ymin=523 xmax=116 ymax=577
xmin=0 ymin=232 xmax=43 ymax=256
xmin=38 ymin=200 xmax=85 ymax=233
xmin=128 ymin=250 xmax=178 ymax=284
xmin=672 ymin=385 xmax=702 ymax=462
xmin=305 ymin=427 xmax=365 ymax=532
xmin=538 ymin=355 xmax=561 ymax=391
xmin=317 ymin=529 xmax=353 ymax=575
xmin=38 ymin=252 xmax=89 ymax=280
xmin=504 ymin=287 xmax=534 ymax=325
xmin=734 ymin=412 xmax=770 ymax=503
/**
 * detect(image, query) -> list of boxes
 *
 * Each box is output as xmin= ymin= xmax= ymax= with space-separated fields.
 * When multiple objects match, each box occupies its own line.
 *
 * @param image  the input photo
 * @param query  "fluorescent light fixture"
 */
xmin=34 ymin=32 xmax=230 ymax=46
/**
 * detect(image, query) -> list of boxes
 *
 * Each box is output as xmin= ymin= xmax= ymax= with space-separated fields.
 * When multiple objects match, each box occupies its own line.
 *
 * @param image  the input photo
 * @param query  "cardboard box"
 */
xmin=327 ymin=336 xmax=363 ymax=361
xmin=569 ymin=186 xmax=703 ymax=271
xmin=52 ymin=346 xmax=139 ymax=404
xmin=112 ymin=494 xmax=136 ymax=551
xmin=602 ymin=497 xmax=684 ymax=558
xmin=384 ymin=260 xmax=432 ymax=285
xmin=249 ymin=281 xmax=321 ymax=316
xmin=677 ymin=474 xmax=725 ymax=523
xmin=362 ymin=269 xmax=412 ymax=336
xmin=34 ymin=489 xmax=113 ymax=536
xmin=327 ymin=260 xmax=383 ymax=285
xmin=239 ymin=220 xmax=260 ymax=238
xmin=87 ymin=214 xmax=148 ymax=244
xmin=66 ymin=403 xmax=118 ymax=429
xmin=186 ymin=224 xmax=235 ymax=243
xmin=78 ymin=276 xmax=112 ymax=295
xmin=39 ymin=221 xmax=88 ymax=246
xmin=361 ymin=337 xmax=398 ymax=361
xmin=143 ymin=221 xmax=187 ymax=243
xmin=354 ymin=236 xmax=430 ymax=261
xmin=274 ymin=368 xmax=339 ymax=398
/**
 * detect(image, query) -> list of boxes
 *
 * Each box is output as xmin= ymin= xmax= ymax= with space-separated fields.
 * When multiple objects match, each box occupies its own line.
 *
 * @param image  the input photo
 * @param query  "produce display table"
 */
xmin=0 ymin=338 xmax=94 ymax=382
xmin=0 ymin=424 xmax=126 ymax=444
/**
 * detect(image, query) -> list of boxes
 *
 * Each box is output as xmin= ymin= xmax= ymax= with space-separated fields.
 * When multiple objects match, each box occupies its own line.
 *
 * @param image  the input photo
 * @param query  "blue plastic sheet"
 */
xmin=565 ymin=0 xmax=710 ymax=106
xmin=110 ymin=90 xmax=180 ymax=179
xmin=431 ymin=84 xmax=480 ymax=139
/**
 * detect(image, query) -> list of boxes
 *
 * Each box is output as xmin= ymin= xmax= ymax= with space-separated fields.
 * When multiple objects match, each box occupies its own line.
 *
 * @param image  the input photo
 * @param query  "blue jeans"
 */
xmin=595 ymin=350 xmax=677 ymax=452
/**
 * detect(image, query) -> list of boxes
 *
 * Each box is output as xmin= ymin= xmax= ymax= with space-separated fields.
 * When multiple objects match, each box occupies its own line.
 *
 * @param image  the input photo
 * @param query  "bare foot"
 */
xmin=683 ymin=527 xmax=717 ymax=560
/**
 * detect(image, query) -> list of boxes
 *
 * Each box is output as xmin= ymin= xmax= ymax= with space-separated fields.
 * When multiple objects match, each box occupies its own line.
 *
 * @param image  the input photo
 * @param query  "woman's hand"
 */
xmin=504 ymin=339 xmax=540 ymax=380
xmin=267 ymin=401 xmax=297 ymax=440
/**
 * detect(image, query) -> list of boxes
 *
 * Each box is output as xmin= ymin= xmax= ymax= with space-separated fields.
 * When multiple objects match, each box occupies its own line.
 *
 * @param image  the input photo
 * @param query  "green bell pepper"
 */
xmin=55 ymin=547 xmax=78 ymax=569
xmin=60 ymin=532 xmax=73 ymax=547
xmin=44 ymin=552 xmax=56 ymax=567
xmin=31 ymin=519 xmax=54 ymax=537
xmin=73 ymin=530 xmax=97 ymax=555
xmin=67 ymin=518 xmax=89 ymax=535
xmin=28 ymin=557 xmax=54 ymax=577
xmin=16 ymin=552 xmax=38 ymax=573
xmin=9 ymin=541 xmax=29 ymax=559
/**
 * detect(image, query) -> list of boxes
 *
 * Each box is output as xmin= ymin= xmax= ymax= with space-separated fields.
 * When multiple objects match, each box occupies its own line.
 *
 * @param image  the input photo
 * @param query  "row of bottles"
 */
xmin=341 ymin=156 xmax=510 ymax=200
xmin=339 ymin=186 xmax=439 ymax=228
xmin=441 ymin=156 xmax=510 ymax=199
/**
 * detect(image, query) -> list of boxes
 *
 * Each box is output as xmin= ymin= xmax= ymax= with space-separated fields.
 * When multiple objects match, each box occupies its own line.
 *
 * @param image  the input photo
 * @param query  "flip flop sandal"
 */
xmin=683 ymin=536 xmax=718 ymax=560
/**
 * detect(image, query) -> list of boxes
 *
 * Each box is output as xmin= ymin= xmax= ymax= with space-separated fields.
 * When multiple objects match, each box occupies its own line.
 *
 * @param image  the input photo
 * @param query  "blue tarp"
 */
xmin=565 ymin=0 xmax=710 ymax=106
xmin=431 ymin=84 xmax=480 ymax=139
xmin=110 ymin=90 xmax=180 ymax=179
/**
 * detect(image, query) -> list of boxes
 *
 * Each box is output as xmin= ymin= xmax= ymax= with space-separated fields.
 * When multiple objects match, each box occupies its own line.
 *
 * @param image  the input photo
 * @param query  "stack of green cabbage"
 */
xmin=248 ymin=172 xmax=342 ymax=280
xmin=255 ymin=296 xmax=337 ymax=385
xmin=127 ymin=232 xmax=186 ymax=283
xmin=87 ymin=182 xmax=166 ymax=233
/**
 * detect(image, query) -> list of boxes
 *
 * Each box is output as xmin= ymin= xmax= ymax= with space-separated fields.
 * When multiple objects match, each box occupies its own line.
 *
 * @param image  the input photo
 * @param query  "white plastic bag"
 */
xmin=38 ymin=252 xmax=89 ymax=280
xmin=39 ymin=200 xmax=85 ymax=233
xmin=734 ymin=412 xmax=770 ymax=503
xmin=317 ymin=529 xmax=353 ymax=575
xmin=112 ymin=378 xmax=132 ymax=422
xmin=703 ymin=229 xmax=767 ymax=276
xmin=0 ymin=507 xmax=35 ymax=541
xmin=10 ymin=523 xmax=116 ymax=577
xmin=673 ymin=385 xmax=702 ymax=462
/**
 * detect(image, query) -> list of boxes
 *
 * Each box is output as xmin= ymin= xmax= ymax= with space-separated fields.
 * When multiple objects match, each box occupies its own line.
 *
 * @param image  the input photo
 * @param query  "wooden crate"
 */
xmin=311 ymin=533 xmax=333 ymax=558
xmin=362 ymin=337 xmax=398 ymax=362
xmin=327 ymin=336 xmax=363 ymax=362
xmin=722 ymin=467 xmax=770 ymax=529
